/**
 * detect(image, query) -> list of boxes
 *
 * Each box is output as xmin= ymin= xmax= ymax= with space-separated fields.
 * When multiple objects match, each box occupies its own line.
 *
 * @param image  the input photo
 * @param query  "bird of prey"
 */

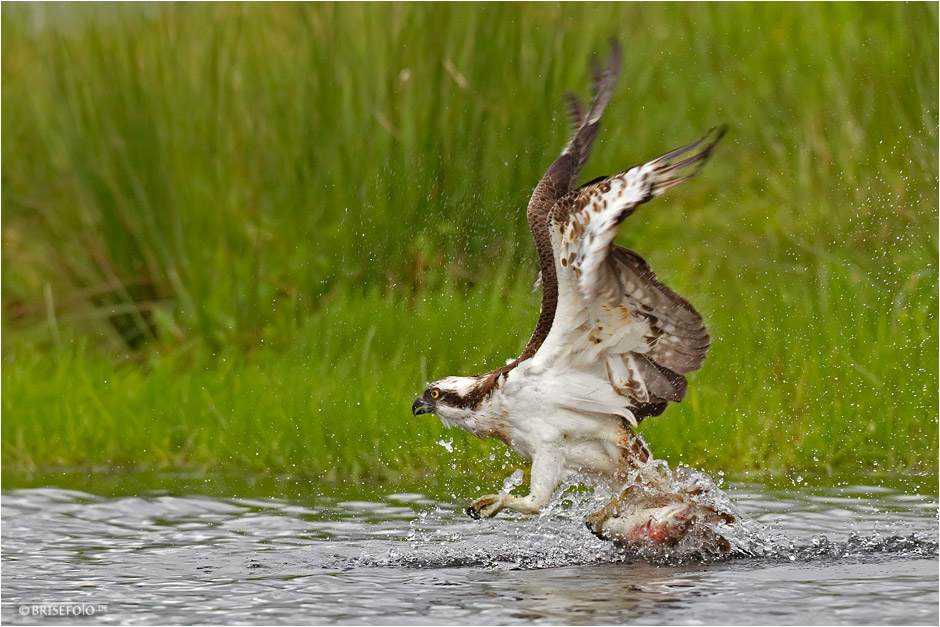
xmin=412 ymin=41 xmax=732 ymax=549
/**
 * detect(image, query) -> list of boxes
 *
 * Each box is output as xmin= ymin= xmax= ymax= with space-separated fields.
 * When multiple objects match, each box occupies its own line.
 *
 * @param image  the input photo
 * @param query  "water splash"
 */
xmin=500 ymin=469 xmax=525 ymax=494
xmin=3 ymin=485 xmax=936 ymax=625
xmin=355 ymin=461 xmax=938 ymax=569
xmin=754 ymin=531 xmax=940 ymax=563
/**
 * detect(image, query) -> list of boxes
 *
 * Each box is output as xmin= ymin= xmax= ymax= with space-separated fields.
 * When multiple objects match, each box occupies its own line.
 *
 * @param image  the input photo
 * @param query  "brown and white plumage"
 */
xmin=411 ymin=41 xmax=729 ymax=549
xmin=534 ymin=127 xmax=724 ymax=424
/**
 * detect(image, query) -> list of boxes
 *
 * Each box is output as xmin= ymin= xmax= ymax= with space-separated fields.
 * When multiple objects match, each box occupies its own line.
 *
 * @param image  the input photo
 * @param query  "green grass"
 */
xmin=2 ymin=2 xmax=937 ymax=484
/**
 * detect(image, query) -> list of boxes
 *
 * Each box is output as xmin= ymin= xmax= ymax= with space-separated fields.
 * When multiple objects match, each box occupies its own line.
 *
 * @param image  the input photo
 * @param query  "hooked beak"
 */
xmin=412 ymin=396 xmax=433 ymax=416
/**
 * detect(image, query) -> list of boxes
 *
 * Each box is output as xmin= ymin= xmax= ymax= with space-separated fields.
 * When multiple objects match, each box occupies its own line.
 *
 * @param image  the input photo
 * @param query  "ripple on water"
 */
xmin=1 ymin=481 xmax=937 ymax=625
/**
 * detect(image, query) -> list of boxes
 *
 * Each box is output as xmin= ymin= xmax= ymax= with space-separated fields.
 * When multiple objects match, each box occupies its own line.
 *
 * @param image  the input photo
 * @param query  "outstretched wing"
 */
xmin=525 ymin=39 xmax=622 ymax=225
xmin=516 ymin=39 xmax=622 ymax=363
xmin=530 ymin=128 xmax=725 ymax=424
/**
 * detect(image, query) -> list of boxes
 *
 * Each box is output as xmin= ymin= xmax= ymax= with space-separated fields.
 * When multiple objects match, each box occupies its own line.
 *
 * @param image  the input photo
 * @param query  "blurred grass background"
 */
xmin=2 ymin=2 xmax=937 ymax=486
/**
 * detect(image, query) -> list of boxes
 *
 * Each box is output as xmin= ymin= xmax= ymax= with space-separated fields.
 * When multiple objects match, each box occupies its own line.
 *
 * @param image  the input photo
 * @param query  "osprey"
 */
xmin=413 ymin=41 xmax=732 ymax=549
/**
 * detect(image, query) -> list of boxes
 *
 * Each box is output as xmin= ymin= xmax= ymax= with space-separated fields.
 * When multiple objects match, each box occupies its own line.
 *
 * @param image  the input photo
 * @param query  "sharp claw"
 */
xmin=585 ymin=520 xmax=606 ymax=541
xmin=467 ymin=494 xmax=506 ymax=519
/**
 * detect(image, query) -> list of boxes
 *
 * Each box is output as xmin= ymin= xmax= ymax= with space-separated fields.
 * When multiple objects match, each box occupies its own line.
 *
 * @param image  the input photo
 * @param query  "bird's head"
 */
xmin=411 ymin=376 xmax=480 ymax=428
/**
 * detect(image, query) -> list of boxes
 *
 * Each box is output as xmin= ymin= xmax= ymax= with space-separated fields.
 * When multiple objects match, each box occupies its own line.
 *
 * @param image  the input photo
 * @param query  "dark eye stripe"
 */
xmin=436 ymin=389 xmax=472 ymax=408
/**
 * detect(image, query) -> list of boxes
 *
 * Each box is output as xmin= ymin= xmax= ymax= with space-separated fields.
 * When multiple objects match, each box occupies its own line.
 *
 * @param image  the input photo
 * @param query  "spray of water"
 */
xmin=356 ymin=460 xmax=937 ymax=569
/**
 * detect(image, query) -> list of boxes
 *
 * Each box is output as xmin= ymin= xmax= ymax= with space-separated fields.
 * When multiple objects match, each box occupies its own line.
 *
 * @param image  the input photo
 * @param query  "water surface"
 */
xmin=2 ymin=479 xmax=937 ymax=625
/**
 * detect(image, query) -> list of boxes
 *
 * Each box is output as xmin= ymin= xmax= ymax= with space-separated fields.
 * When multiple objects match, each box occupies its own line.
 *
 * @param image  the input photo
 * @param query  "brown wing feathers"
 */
xmin=609 ymin=246 xmax=710 ymax=375
xmin=519 ymin=40 xmax=622 ymax=362
xmin=472 ymin=41 xmax=716 ymax=426
xmin=466 ymin=42 xmax=622 ymax=402
xmin=606 ymin=246 xmax=709 ymax=420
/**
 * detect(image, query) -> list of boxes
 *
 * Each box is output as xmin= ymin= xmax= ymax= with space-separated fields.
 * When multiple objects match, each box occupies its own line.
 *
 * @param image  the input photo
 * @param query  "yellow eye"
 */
xmin=430 ymin=389 xmax=440 ymax=399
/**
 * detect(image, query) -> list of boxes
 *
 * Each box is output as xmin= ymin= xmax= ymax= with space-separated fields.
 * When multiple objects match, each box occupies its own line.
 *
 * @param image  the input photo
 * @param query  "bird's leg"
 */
xmin=467 ymin=451 xmax=564 ymax=519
